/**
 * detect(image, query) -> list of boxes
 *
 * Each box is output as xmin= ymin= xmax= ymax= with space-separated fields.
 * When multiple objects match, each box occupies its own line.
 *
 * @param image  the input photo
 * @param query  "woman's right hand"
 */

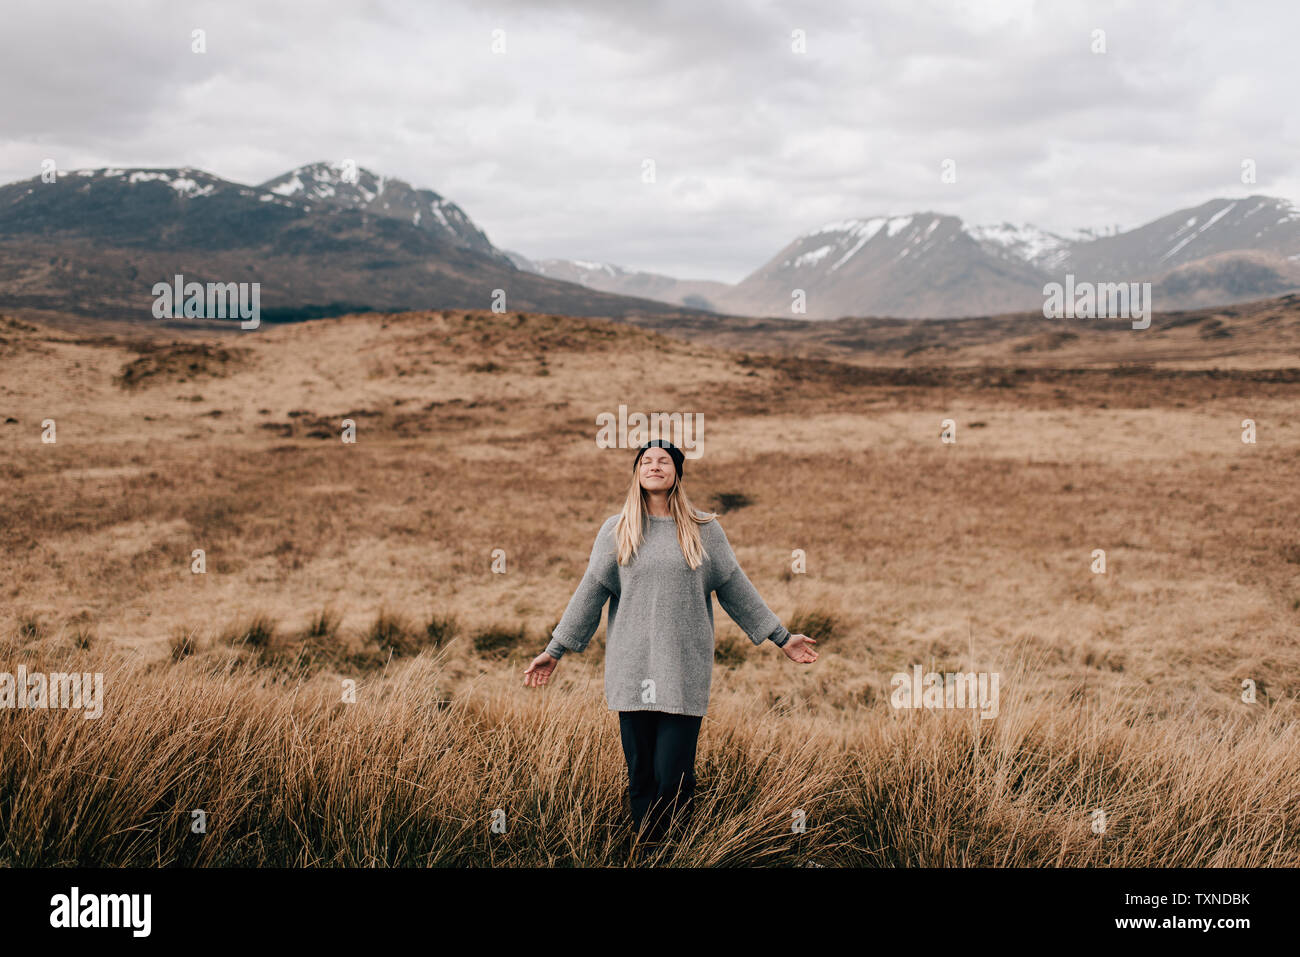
xmin=779 ymin=634 xmax=818 ymax=663
xmin=523 ymin=652 xmax=560 ymax=687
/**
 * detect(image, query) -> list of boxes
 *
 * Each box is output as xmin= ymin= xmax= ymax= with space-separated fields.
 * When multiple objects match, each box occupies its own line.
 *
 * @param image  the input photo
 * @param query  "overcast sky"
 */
xmin=3 ymin=0 xmax=1298 ymax=282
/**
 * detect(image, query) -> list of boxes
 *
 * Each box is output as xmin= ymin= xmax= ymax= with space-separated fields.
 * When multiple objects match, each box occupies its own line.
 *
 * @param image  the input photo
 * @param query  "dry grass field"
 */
xmin=0 ymin=301 xmax=1297 ymax=866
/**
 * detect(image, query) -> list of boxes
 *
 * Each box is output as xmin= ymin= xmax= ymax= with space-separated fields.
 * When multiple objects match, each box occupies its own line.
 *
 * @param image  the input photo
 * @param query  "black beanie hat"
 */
xmin=633 ymin=439 xmax=684 ymax=480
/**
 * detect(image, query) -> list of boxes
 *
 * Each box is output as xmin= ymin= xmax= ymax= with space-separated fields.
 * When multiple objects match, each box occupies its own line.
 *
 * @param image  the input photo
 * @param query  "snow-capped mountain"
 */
xmin=3 ymin=161 xmax=1298 ymax=321
xmin=64 ymin=166 xmax=229 ymax=198
xmin=257 ymin=161 xmax=508 ymax=262
xmin=0 ymin=162 xmax=503 ymax=255
xmin=0 ymin=162 xmax=711 ymax=322
xmin=966 ymin=197 xmax=1300 ymax=279
xmin=0 ymin=166 xmax=303 ymax=245
xmin=965 ymin=222 xmax=1075 ymax=272
xmin=713 ymin=213 xmax=1050 ymax=319
xmin=505 ymin=251 xmax=730 ymax=311
xmin=1059 ymin=196 xmax=1300 ymax=278
xmin=709 ymin=197 xmax=1300 ymax=319
xmin=508 ymin=254 xmax=627 ymax=282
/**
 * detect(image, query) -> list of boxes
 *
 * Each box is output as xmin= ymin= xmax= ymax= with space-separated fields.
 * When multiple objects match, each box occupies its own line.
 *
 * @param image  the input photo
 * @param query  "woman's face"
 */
xmin=638 ymin=448 xmax=676 ymax=493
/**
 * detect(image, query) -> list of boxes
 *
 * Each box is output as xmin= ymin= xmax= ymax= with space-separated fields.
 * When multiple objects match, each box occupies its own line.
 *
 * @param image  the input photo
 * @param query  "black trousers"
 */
xmin=618 ymin=710 xmax=703 ymax=842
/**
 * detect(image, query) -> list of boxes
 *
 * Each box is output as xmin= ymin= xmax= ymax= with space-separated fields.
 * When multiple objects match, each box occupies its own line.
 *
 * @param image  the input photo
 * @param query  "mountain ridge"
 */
xmin=0 ymin=162 xmax=718 ymax=323
xmin=2 ymin=160 xmax=1297 ymax=321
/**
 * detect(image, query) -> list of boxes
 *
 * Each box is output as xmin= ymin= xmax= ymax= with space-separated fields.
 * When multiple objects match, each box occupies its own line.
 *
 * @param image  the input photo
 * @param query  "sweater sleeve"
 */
xmin=709 ymin=521 xmax=790 ymax=648
xmin=544 ymin=519 xmax=617 ymax=659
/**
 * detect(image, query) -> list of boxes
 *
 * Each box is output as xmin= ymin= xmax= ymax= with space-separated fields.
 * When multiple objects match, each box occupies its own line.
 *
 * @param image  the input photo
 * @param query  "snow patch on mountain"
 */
xmin=966 ymin=222 xmax=1073 ymax=270
xmin=885 ymin=215 xmax=914 ymax=237
xmin=1161 ymin=202 xmax=1238 ymax=263
xmin=793 ymin=245 xmax=833 ymax=267
xmin=47 ymin=167 xmax=222 ymax=198
xmin=270 ymin=173 xmax=304 ymax=197
xmin=570 ymin=259 xmax=621 ymax=275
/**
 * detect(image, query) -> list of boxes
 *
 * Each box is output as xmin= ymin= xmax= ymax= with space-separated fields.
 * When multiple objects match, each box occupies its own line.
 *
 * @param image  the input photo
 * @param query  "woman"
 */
xmin=522 ymin=438 xmax=818 ymax=846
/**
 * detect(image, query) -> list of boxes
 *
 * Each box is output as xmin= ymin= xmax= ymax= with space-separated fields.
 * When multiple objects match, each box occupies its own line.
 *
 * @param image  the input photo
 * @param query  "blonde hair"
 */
xmin=614 ymin=465 xmax=716 ymax=569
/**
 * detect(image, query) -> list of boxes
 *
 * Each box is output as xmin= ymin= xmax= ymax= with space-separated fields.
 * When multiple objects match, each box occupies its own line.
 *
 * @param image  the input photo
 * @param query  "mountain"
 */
xmin=505 ymin=251 xmax=730 ymax=312
xmin=965 ymin=222 xmax=1078 ymax=272
xmin=1150 ymin=249 xmax=1300 ymax=310
xmin=257 ymin=162 xmax=509 ymax=264
xmin=5 ymin=164 xmax=1298 ymax=323
xmin=708 ymin=196 xmax=1300 ymax=319
xmin=712 ymin=214 xmax=1051 ymax=319
xmin=1053 ymin=196 xmax=1300 ymax=277
xmin=0 ymin=163 xmax=715 ymax=323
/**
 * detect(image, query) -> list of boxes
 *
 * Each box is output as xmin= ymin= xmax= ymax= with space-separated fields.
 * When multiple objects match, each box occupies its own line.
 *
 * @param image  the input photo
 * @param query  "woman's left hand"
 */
xmin=780 ymin=634 xmax=818 ymax=663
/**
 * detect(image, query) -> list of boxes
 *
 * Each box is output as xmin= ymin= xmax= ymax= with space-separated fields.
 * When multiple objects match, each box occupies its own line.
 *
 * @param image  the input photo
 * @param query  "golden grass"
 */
xmin=1 ymin=305 xmax=1297 ymax=866
xmin=0 ymin=631 xmax=1293 ymax=866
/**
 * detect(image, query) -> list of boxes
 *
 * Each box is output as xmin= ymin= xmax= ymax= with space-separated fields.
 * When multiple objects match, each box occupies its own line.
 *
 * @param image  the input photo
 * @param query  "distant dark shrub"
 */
xmin=713 ymin=491 xmax=752 ymax=512
xmin=298 ymin=607 xmax=343 ymax=659
xmin=714 ymin=631 xmax=748 ymax=668
xmin=788 ymin=609 xmax=838 ymax=642
xmin=424 ymin=613 xmax=459 ymax=647
xmin=368 ymin=609 xmax=421 ymax=657
xmin=473 ymin=624 xmax=527 ymax=659
xmin=223 ymin=614 xmax=277 ymax=649
xmin=72 ymin=624 xmax=95 ymax=650
xmin=17 ymin=614 xmax=44 ymax=641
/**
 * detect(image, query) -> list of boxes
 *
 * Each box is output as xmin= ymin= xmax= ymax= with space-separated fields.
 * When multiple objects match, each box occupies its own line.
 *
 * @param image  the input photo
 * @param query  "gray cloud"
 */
xmin=1 ymin=0 xmax=1296 ymax=282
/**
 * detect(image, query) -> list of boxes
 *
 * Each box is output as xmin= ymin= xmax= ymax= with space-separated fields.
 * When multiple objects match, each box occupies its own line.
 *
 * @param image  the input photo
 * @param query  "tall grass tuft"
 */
xmin=368 ymin=608 xmax=421 ymax=657
xmin=170 ymin=627 xmax=200 ymax=662
xmin=0 ymin=640 xmax=1294 ymax=867
xmin=223 ymin=613 xmax=277 ymax=649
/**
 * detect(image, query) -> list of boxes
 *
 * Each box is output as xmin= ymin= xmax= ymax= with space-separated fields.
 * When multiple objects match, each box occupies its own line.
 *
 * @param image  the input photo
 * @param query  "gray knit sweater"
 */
xmin=543 ymin=512 xmax=791 ymax=716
